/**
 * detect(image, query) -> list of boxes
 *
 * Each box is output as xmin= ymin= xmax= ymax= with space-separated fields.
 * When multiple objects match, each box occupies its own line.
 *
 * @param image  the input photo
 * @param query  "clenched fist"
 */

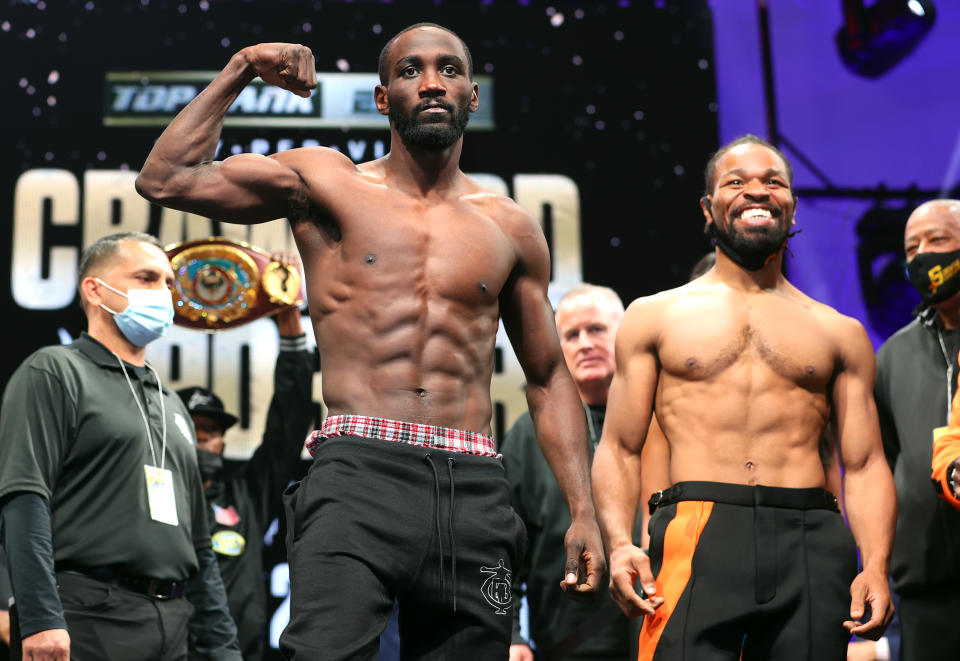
xmin=240 ymin=43 xmax=317 ymax=98
xmin=22 ymin=628 xmax=70 ymax=661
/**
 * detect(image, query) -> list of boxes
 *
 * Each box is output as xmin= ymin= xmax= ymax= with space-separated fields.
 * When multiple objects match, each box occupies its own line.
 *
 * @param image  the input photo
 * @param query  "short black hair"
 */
xmin=702 ymin=134 xmax=793 ymax=197
xmin=377 ymin=22 xmax=473 ymax=85
xmin=78 ymin=232 xmax=163 ymax=283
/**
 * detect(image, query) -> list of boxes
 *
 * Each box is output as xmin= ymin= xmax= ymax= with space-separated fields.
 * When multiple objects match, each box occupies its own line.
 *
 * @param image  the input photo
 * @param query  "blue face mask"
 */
xmin=96 ymin=278 xmax=175 ymax=346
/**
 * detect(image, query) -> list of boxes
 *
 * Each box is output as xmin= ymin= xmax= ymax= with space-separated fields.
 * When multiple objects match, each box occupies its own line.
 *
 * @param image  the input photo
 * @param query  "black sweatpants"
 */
xmin=640 ymin=482 xmax=857 ymax=661
xmin=279 ymin=435 xmax=527 ymax=661
xmin=11 ymin=571 xmax=193 ymax=661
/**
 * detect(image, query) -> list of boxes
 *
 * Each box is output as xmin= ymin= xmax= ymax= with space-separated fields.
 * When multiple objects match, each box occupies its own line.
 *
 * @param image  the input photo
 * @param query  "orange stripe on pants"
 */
xmin=637 ymin=500 xmax=714 ymax=661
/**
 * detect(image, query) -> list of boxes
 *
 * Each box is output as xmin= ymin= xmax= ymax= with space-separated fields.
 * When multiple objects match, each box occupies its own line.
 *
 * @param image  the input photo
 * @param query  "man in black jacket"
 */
xmin=504 ymin=284 xmax=637 ymax=661
xmin=180 ymin=301 xmax=315 ymax=660
xmin=875 ymin=198 xmax=960 ymax=659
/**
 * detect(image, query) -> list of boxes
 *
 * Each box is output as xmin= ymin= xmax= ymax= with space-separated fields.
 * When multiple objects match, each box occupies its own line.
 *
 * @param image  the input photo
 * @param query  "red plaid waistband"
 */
xmin=306 ymin=415 xmax=500 ymax=459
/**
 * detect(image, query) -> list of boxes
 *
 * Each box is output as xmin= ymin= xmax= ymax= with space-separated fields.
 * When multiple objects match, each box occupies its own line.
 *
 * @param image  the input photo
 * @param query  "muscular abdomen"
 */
xmin=657 ymin=350 xmax=832 ymax=488
xmin=295 ymin=202 xmax=514 ymax=435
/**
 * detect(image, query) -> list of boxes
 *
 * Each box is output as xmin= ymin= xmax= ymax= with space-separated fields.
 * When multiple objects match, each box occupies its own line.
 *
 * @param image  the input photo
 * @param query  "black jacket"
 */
xmin=502 ymin=404 xmax=640 ymax=660
xmin=875 ymin=309 xmax=960 ymax=594
xmin=200 ymin=339 xmax=315 ymax=659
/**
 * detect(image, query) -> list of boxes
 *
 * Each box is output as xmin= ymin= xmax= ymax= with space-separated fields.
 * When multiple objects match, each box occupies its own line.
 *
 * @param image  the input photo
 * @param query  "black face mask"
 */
xmin=196 ymin=449 xmax=224 ymax=483
xmin=907 ymin=248 xmax=960 ymax=305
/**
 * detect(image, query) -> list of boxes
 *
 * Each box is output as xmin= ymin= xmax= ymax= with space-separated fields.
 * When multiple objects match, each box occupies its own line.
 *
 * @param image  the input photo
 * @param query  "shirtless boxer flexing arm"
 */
xmin=136 ymin=25 xmax=603 ymax=660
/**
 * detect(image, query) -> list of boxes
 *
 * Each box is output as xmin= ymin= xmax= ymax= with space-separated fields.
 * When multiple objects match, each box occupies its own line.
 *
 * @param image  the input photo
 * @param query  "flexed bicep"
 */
xmin=140 ymin=151 xmax=308 ymax=223
xmin=136 ymin=43 xmax=324 ymax=225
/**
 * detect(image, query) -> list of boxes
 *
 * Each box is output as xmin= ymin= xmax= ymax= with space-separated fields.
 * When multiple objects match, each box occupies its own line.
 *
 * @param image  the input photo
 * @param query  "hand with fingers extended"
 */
xmin=843 ymin=567 xmax=894 ymax=641
xmin=558 ymin=514 xmax=606 ymax=602
xmin=607 ymin=544 xmax=663 ymax=617
xmin=240 ymin=43 xmax=317 ymax=98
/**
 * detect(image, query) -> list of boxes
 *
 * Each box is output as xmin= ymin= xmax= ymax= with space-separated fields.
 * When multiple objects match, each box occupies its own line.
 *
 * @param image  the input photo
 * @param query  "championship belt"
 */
xmin=165 ymin=237 xmax=303 ymax=331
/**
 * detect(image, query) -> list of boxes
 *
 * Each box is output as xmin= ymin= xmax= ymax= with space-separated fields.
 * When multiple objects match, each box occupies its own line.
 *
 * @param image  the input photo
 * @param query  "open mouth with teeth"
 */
xmin=736 ymin=206 xmax=778 ymax=226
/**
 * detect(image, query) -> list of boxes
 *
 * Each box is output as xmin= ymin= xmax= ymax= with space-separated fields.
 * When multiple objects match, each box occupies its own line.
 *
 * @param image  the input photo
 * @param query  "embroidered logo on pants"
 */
xmin=480 ymin=559 xmax=512 ymax=614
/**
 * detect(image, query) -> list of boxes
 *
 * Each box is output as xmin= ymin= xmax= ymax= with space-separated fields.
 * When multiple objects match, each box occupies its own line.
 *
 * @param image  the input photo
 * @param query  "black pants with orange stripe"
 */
xmin=639 ymin=482 xmax=857 ymax=661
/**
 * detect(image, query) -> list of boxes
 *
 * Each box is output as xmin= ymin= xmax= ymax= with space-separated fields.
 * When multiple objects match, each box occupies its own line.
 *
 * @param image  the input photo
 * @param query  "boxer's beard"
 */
xmin=716 ymin=219 xmax=790 ymax=263
xmin=707 ymin=204 xmax=791 ymax=270
xmin=390 ymin=99 xmax=470 ymax=150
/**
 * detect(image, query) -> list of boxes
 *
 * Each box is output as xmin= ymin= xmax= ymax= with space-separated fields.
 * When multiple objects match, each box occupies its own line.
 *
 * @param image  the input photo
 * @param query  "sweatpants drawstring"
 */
xmin=423 ymin=453 xmax=458 ymax=612
xmin=423 ymin=454 xmax=445 ymax=604
xmin=447 ymin=457 xmax=457 ymax=612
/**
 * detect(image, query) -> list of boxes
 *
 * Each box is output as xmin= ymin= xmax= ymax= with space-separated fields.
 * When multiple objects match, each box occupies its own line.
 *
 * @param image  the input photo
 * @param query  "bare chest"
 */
xmin=658 ymin=298 xmax=837 ymax=388
xmin=294 ymin=187 xmax=517 ymax=307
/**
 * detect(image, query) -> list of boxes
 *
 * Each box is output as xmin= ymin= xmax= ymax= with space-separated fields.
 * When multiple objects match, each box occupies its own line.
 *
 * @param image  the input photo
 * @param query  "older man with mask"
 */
xmin=874 ymin=199 xmax=960 ymax=660
xmin=0 ymin=232 xmax=239 ymax=661
xmin=504 ymin=284 xmax=639 ymax=661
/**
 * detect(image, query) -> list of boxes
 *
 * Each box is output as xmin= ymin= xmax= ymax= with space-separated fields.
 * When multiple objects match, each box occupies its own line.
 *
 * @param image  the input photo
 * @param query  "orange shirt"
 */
xmin=932 ymin=376 xmax=960 ymax=510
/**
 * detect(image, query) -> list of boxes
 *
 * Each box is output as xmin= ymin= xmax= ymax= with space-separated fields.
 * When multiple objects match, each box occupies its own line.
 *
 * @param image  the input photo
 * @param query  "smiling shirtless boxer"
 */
xmin=592 ymin=135 xmax=896 ymax=661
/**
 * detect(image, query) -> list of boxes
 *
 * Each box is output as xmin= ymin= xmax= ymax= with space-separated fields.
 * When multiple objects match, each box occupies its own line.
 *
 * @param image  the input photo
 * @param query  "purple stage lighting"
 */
xmin=836 ymin=0 xmax=936 ymax=78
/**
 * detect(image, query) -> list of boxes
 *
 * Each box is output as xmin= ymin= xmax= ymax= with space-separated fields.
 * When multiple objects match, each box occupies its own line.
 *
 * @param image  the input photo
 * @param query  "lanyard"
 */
xmin=113 ymin=353 xmax=167 ymax=470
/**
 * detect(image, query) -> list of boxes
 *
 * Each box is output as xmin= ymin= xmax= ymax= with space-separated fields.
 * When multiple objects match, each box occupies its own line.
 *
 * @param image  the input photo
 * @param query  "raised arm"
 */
xmin=499 ymin=209 xmax=604 ymax=601
xmin=832 ymin=318 xmax=896 ymax=640
xmin=591 ymin=299 xmax=663 ymax=617
xmin=243 ymin=302 xmax=315 ymax=527
xmin=135 ymin=43 xmax=321 ymax=223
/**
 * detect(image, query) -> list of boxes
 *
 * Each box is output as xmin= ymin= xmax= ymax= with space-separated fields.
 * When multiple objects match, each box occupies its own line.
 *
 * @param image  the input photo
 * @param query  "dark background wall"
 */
xmin=0 ymin=0 xmax=718 ymax=387
xmin=0 ymin=1 xmax=718 ymax=656
xmin=7 ymin=0 xmax=953 ymax=656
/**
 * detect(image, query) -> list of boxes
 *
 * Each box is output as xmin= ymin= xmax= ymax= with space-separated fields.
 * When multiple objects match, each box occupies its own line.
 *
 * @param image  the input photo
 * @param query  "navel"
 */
xmin=745 ymin=461 xmax=756 ymax=471
xmin=364 ymin=253 xmax=377 ymax=265
xmin=415 ymin=388 xmax=428 ymax=398
xmin=478 ymin=281 xmax=488 ymax=293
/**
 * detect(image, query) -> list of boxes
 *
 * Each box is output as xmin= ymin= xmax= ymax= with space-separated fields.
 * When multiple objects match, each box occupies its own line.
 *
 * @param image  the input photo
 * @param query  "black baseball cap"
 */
xmin=177 ymin=387 xmax=239 ymax=431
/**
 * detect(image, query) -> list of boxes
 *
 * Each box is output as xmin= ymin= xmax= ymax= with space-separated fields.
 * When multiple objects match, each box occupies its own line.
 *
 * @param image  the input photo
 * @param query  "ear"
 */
xmin=79 ymin=276 xmax=102 ymax=310
xmin=469 ymin=81 xmax=479 ymax=113
xmin=374 ymin=84 xmax=389 ymax=117
xmin=699 ymin=196 xmax=714 ymax=227
xmin=791 ymin=194 xmax=799 ymax=225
